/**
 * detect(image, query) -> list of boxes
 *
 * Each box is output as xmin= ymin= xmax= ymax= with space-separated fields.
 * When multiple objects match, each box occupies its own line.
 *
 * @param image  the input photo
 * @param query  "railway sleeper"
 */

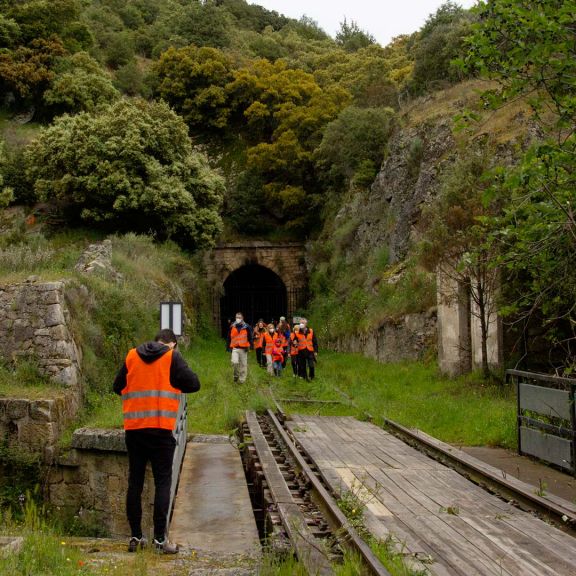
xmin=244 ymin=411 xmax=343 ymax=574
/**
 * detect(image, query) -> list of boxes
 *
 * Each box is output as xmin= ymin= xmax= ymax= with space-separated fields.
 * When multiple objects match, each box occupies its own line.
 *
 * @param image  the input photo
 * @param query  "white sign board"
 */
xmin=160 ymin=302 xmax=183 ymax=337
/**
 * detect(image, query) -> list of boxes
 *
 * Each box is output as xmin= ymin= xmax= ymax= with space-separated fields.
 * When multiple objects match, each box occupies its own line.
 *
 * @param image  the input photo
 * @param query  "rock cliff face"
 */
xmin=356 ymin=118 xmax=455 ymax=264
xmin=315 ymin=81 xmax=539 ymax=363
xmin=335 ymin=81 xmax=537 ymax=267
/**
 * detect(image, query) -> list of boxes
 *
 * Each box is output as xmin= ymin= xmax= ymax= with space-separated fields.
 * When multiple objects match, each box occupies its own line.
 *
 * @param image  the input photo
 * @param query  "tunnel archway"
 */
xmin=220 ymin=264 xmax=288 ymax=335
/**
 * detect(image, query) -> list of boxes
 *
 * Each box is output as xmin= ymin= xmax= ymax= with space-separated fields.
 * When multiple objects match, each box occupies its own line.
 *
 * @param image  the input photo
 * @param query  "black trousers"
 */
xmin=125 ymin=429 xmax=176 ymax=540
xmin=298 ymin=350 xmax=315 ymax=380
xmin=256 ymin=348 xmax=266 ymax=367
xmin=291 ymin=354 xmax=299 ymax=375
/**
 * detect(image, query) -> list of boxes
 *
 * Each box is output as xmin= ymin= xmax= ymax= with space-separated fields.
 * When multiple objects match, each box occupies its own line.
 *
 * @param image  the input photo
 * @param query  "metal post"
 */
xmin=516 ymin=375 xmax=522 ymax=457
xmin=571 ymin=383 xmax=576 ymax=477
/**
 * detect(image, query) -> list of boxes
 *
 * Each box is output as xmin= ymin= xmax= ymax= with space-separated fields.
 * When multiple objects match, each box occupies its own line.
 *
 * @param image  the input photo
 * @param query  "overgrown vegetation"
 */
xmin=79 ymin=337 xmax=515 ymax=448
xmin=0 ymin=0 xmax=477 ymax=236
xmin=455 ymin=0 xmax=576 ymax=373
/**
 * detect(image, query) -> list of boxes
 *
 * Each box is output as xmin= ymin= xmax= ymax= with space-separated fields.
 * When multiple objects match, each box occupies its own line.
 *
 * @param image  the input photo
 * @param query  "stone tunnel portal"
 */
xmin=220 ymin=265 xmax=287 ymax=336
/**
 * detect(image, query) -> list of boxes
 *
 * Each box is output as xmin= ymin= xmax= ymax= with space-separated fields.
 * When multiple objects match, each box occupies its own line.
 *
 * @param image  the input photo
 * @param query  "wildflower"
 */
xmin=61 ymin=541 xmax=66 ymax=546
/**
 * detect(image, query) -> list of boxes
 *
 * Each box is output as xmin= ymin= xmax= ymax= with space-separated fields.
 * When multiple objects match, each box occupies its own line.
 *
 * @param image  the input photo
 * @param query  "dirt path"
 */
xmin=460 ymin=446 xmax=575 ymax=503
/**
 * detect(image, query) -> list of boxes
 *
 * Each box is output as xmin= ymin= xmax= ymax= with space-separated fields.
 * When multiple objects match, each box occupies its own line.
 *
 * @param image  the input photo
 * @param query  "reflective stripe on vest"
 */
xmin=122 ymin=348 xmax=180 ymax=431
xmin=231 ymin=326 xmax=250 ymax=348
xmin=263 ymin=332 xmax=275 ymax=354
xmin=296 ymin=332 xmax=307 ymax=351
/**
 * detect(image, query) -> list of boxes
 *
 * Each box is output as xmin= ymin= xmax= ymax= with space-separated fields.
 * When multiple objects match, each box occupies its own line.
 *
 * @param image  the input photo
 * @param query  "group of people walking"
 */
xmin=227 ymin=312 xmax=318 ymax=384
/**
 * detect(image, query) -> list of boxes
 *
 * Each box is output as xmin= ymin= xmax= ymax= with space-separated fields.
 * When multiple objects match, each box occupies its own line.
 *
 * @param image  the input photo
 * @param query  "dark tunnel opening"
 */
xmin=220 ymin=264 xmax=288 ymax=336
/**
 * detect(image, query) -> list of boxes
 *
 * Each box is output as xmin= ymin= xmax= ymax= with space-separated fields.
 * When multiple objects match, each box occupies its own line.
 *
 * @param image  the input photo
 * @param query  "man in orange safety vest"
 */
xmin=114 ymin=329 xmax=200 ymax=554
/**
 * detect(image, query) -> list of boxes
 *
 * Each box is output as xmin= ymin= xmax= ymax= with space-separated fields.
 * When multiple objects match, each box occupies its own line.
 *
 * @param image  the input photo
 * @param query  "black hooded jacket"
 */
xmin=113 ymin=341 xmax=200 ymax=396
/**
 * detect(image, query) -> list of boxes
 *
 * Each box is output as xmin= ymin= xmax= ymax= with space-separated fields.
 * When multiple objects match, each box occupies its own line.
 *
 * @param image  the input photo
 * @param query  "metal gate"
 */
xmin=168 ymin=394 xmax=188 ymax=528
xmin=508 ymin=369 xmax=576 ymax=474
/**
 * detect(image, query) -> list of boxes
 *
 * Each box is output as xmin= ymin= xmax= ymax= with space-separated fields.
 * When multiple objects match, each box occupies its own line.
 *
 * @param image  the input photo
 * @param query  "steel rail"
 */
xmin=265 ymin=409 xmax=392 ymax=576
xmin=384 ymin=417 xmax=576 ymax=533
xmin=245 ymin=410 xmax=335 ymax=576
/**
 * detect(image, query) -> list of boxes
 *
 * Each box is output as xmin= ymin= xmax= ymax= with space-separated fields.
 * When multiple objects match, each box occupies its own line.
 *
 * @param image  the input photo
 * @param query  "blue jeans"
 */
xmin=273 ymin=361 xmax=283 ymax=376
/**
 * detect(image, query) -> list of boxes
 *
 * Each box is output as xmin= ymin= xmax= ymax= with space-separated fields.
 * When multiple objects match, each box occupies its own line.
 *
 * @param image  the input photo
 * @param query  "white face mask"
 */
xmin=235 ymin=318 xmax=242 ymax=324
xmin=269 ymin=329 xmax=274 ymax=334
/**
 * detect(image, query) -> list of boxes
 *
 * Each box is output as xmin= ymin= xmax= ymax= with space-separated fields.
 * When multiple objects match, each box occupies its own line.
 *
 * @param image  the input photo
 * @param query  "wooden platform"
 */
xmin=287 ymin=415 xmax=576 ymax=576
xmin=169 ymin=437 xmax=260 ymax=556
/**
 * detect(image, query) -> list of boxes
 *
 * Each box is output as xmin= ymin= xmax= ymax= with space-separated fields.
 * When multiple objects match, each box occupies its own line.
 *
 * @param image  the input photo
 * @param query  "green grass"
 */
xmin=78 ymin=338 xmax=516 ymax=450
xmin=0 ymin=360 xmax=64 ymax=400
xmin=273 ymin=350 xmax=516 ymax=448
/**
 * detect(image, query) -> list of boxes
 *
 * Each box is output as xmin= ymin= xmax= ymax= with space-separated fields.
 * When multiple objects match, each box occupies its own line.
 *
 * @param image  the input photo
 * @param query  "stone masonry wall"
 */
xmin=48 ymin=429 xmax=154 ymax=538
xmin=0 ymin=280 xmax=83 ymax=460
xmin=330 ymin=311 xmax=437 ymax=363
xmin=0 ymin=280 xmax=82 ymax=386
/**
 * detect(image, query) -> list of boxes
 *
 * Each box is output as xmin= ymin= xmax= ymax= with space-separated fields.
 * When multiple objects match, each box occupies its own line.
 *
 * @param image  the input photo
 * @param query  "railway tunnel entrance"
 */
xmin=204 ymin=242 xmax=308 ymax=336
xmin=220 ymin=264 xmax=287 ymax=335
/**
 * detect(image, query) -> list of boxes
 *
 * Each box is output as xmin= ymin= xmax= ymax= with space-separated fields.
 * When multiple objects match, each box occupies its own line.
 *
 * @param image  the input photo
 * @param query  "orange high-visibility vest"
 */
xmin=122 ymin=348 xmax=180 ymax=431
xmin=254 ymin=331 xmax=264 ymax=349
xmin=296 ymin=332 xmax=307 ymax=352
xmin=305 ymin=329 xmax=315 ymax=352
xmin=263 ymin=332 xmax=275 ymax=354
xmin=290 ymin=333 xmax=299 ymax=356
xmin=230 ymin=325 xmax=250 ymax=348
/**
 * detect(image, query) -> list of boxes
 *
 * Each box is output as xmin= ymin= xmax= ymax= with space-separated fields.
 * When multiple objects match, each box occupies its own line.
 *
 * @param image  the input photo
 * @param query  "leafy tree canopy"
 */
xmin=25 ymin=99 xmax=224 ymax=250
xmin=465 ymin=0 xmax=576 ymax=369
xmin=335 ymin=19 xmax=376 ymax=52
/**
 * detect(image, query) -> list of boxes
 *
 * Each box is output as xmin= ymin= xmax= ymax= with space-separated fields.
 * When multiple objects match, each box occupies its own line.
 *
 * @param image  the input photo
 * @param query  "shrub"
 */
xmin=25 ymin=99 xmax=224 ymax=251
xmin=43 ymin=51 xmax=119 ymax=114
xmin=316 ymin=106 xmax=395 ymax=188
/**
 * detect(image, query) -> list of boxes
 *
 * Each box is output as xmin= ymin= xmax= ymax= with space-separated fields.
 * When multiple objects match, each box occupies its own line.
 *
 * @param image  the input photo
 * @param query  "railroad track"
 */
xmin=241 ymin=389 xmax=576 ymax=575
xmin=241 ymin=408 xmax=392 ymax=576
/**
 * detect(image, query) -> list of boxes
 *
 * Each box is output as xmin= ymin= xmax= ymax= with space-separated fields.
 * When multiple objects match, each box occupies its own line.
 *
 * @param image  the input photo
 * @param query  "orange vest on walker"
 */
xmin=122 ymin=348 xmax=180 ymax=431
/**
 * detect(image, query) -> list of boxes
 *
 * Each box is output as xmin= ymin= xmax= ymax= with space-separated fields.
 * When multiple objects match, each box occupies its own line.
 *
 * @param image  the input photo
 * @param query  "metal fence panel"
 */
xmin=509 ymin=369 xmax=575 ymax=475
xmin=519 ymin=426 xmax=573 ymax=471
xmin=519 ymin=383 xmax=572 ymax=421
xmin=169 ymin=395 xmax=188 ymax=521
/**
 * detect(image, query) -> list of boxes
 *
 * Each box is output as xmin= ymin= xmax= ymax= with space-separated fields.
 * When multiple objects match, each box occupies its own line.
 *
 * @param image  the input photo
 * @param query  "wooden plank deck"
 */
xmin=287 ymin=415 xmax=576 ymax=576
xmin=169 ymin=437 xmax=260 ymax=556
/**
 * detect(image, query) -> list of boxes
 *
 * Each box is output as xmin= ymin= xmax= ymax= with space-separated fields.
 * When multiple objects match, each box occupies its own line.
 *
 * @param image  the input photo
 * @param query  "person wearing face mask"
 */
xmin=290 ymin=324 xmax=301 ymax=377
xmin=262 ymin=323 xmax=277 ymax=375
xmin=226 ymin=312 xmax=253 ymax=383
xmin=297 ymin=319 xmax=318 ymax=381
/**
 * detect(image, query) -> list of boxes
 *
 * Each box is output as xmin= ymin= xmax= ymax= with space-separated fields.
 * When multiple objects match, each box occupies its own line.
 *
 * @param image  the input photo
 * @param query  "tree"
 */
xmin=466 ymin=0 xmax=576 ymax=135
xmin=315 ymin=106 xmax=395 ymax=188
xmin=25 ymin=99 xmax=224 ymax=250
xmin=466 ymin=0 xmax=576 ymax=371
xmin=153 ymin=45 xmax=234 ymax=133
xmin=335 ymin=19 xmax=376 ymax=52
xmin=487 ymin=140 xmax=576 ymax=369
xmin=5 ymin=0 xmax=91 ymax=51
xmin=410 ymin=2 xmax=473 ymax=93
xmin=43 ymin=51 xmax=119 ymax=113
xmin=420 ymin=147 xmax=501 ymax=378
xmin=0 ymin=37 xmax=66 ymax=107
